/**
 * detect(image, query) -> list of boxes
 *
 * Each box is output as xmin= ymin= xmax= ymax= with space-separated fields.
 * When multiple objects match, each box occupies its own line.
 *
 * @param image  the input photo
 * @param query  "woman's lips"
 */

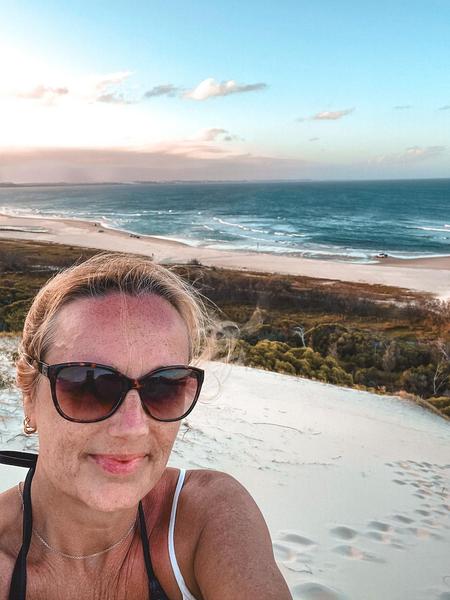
xmin=89 ymin=454 xmax=146 ymax=475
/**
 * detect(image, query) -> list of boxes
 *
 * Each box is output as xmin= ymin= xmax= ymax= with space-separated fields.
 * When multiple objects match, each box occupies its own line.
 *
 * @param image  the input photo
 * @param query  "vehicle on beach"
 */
xmin=375 ymin=252 xmax=389 ymax=259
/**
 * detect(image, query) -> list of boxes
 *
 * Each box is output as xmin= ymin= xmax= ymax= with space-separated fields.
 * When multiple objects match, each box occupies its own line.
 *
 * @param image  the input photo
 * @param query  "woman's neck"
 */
xmin=26 ymin=464 xmax=142 ymax=563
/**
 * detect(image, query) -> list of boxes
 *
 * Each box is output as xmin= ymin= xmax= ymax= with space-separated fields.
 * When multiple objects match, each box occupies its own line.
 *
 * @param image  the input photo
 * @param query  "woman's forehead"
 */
xmin=48 ymin=293 xmax=190 ymax=364
xmin=59 ymin=292 xmax=184 ymax=326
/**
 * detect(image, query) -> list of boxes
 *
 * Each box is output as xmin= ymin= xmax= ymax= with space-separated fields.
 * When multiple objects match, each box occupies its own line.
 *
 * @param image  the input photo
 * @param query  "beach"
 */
xmin=1 ymin=342 xmax=449 ymax=600
xmin=1 ymin=213 xmax=450 ymax=298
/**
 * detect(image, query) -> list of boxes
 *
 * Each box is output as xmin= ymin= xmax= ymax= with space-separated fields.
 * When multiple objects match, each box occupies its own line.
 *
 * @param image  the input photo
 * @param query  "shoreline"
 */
xmin=0 ymin=213 xmax=449 ymax=297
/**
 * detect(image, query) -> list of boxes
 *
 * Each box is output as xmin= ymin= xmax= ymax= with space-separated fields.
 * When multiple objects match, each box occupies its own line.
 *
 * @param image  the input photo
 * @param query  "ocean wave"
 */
xmin=414 ymin=226 xmax=450 ymax=233
xmin=212 ymin=217 xmax=269 ymax=234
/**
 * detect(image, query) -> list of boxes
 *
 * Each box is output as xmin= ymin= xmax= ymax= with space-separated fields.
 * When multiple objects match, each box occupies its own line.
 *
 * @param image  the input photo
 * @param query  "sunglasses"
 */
xmin=26 ymin=356 xmax=204 ymax=423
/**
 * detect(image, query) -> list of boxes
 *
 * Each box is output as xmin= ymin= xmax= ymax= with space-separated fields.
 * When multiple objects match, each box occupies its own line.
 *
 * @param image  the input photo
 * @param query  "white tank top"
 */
xmin=168 ymin=468 xmax=199 ymax=600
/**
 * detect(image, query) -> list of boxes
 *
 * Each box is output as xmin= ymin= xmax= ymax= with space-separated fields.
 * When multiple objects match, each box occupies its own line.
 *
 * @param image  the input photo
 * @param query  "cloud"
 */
xmin=15 ymin=85 xmax=69 ymax=105
xmin=371 ymin=145 xmax=446 ymax=164
xmin=94 ymin=72 xmax=132 ymax=92
xmin=185 ymin=78 xmax=267 ymax=100
xmin=96 ymin=92 xmax=132 ymax=105
xmin=3 ymin=70 xmax=134 ymax=106
xmin=438 ymin=104 xmax=450 ymax=111
xmin=200 ymin=128 xmax=228 ymax=141
xmin=199 ymin=128 xmax=242 ymax=142
xmin=152 ymin=128 xmax=243 ymax=159
xmin=92 ymin=71 xmax=132 ymax=103
xmin=393 ymin=105 xmax=412 ymax=110
xmin=312 ymin=108 xmax=354 ymax=120
xmin=309 ymin=137 xmax=319 ymax=142
xmin=144 ymin=84 xmax=181 ymax=98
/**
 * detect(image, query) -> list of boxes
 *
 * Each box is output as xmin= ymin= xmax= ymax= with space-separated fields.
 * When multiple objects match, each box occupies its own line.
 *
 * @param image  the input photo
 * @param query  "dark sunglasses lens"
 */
xmin=140 ymin=368 xmax=199 ymax=420
xmin=55 ymin=366 xmax=124 ymax=421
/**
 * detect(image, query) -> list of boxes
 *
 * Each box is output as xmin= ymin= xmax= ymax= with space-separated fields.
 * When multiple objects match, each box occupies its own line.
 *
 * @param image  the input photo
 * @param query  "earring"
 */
xmin=23 ymin=416 xmax=37 ymax=435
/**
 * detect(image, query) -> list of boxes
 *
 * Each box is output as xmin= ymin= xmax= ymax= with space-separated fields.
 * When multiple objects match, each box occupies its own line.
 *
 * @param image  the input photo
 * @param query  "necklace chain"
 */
xmin=17 ymin=482 xmax=137 ymax=560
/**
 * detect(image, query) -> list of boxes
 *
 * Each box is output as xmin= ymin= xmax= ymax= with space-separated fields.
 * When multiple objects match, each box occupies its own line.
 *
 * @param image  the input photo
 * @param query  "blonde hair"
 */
xmin=16 ymin=252 xmax=222 ymax=400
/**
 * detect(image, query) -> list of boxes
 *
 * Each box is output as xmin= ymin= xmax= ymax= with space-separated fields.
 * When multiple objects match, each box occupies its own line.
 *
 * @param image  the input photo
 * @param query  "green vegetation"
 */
xmin=0 ymin=239 xmax=449 ymax=420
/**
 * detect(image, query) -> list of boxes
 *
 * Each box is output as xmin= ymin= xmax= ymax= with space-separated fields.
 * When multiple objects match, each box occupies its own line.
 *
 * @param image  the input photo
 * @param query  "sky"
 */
xmin=0 ymin=0 xmax=449 ymax=182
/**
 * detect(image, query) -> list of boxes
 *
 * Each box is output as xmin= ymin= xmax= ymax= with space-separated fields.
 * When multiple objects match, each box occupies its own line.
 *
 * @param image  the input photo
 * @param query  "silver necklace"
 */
xmin=17 ymin=482 xmax=137 ymax=560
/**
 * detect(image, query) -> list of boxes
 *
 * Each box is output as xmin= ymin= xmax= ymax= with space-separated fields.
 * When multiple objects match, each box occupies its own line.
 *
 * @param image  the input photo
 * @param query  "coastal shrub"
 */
xmin=330 ymin=366 xmax=353 ymax=386
xmin=0 ymin=299 xmax=32 ymax=332
xmin=296 ymin=359 xmax=313 ymax=378
xmin=274 ymin=360 xmax=296 ymax=375
xmin=335 ymin=331 xmax=384 ymax=369
xmin=308 ymin=323 xmax=347 ymax=355
xmin=400 ymin=365 xmax=435 ymax=397
xmin=354 ymin=367 xmax=390 ymax=389
xmin=393 ymin=342 xmax=433 ymax=371
xmin=232 ymin=338 xmax=355 ymax=386
xmin=427 ymin=396 xmax=450 ymax=410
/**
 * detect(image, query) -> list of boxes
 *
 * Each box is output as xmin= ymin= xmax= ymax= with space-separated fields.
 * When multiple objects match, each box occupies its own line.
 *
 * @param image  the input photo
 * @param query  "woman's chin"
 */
xmin=81 ymin=484 xmax=144 ymax=512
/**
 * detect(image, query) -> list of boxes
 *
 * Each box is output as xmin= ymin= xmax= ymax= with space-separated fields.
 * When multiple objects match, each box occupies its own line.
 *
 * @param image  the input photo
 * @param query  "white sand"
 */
xmin=1 ymin=351 xmax=449 ymax=600
xmin=1 ymin=213 xmax=450 ymax=297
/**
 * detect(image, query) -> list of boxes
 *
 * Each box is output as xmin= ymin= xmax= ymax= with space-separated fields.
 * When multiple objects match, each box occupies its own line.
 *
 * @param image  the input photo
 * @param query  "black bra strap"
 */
xmin=138 ymin=501 xmax=169 ymax=599
xmin=0 ymin=451 xmax=38 ymax=469
xmin=9 ymin=461 xmax=36 ymax=600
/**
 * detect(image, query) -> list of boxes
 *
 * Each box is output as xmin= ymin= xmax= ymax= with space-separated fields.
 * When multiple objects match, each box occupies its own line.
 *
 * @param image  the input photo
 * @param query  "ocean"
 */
xmin=0 ymin=179 xmax=449 ymax=262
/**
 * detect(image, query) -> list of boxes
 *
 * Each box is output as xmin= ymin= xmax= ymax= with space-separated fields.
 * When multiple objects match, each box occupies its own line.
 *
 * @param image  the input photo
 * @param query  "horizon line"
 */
xmin=1 ymin=176 xmax=450 ymax=188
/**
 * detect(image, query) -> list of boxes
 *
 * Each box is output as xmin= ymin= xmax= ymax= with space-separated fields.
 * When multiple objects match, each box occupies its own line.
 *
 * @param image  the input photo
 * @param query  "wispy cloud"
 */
xmin=199 ymin=128 xmax=242 ymax=142
xmin=438 ymin=104 xmax=450 ymax=111
xmin=17 ymin=85 xmax=69 ymax=101
xmin=144 ymin=84 xmax=181 ymax=98
xmin=152 ymin=128 xmax=243 ymax=159
xmin=93 ymin=71 xmax=132 ymax=104
xmin=312 ymin=108 xmax=354 ymax=120
xmin=96 ymin=92 xmax=132 ymax=105
xmin=393 ymin=105 xmax=412 ymax=110
xmin=371 ymin=145 xmax=446 ymax=164
xmin=185 ymin=78 xmax=267 ymax=100
xmin=94 ymin=72 xmax=132 ymax=92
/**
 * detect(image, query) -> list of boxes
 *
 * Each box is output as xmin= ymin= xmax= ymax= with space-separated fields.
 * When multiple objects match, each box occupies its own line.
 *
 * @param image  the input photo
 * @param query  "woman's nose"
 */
xmin=107 ymin=389 xmax=149 ymax=437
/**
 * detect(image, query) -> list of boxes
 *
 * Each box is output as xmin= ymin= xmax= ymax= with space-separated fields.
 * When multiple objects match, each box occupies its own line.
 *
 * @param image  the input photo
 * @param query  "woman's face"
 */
xmin=24 ymin=292 xmax=191 ymax=512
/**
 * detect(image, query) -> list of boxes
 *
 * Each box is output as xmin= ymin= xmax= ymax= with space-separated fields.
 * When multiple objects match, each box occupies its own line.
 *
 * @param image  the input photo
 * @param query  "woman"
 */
xmin=0 ymin=253 xmax=292 ymax=599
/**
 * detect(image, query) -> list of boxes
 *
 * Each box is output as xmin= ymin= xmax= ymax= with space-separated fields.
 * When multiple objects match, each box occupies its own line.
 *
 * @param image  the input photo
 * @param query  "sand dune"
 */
xmin=1 ymin=346 xmax=449 ymax=599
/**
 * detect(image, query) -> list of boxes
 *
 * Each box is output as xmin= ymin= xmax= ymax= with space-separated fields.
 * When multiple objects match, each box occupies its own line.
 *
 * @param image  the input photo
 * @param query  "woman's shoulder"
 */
xmin=175 ymin=467 xmax=248 ymax=515
xmin=166 ymin=467 xmax=262 ymax=552
xmin=0 ymin=484 xmax=21 ymax=548
xmin=0 ymin=486 xmax=22 ymax=596
xmin=169 ymin=468 xmax=292 ymax=598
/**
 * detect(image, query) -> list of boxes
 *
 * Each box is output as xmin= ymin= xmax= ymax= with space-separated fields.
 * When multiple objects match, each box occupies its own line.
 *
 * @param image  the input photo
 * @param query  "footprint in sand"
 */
xmin=392 ymin=514 xmax=414 ymax=524
xmin=364 ymin=530 xmax=393 ymax=543
xmin=330 ymin=526 xmax=357 ymax=541
xmin=273 ymin=531 xmax=317 ymax=567
xmin=292 ymin=582 xmax=348 ymax=600
xmin=367 ymin=520 xmax=392 ymax=532
xmin=332 ymin=544 xmax=385 ymax=563
xmin=273 ymin=542 xmax=298 ymax=563
xmin=278 ymin=531 xmax=316 ymax=547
